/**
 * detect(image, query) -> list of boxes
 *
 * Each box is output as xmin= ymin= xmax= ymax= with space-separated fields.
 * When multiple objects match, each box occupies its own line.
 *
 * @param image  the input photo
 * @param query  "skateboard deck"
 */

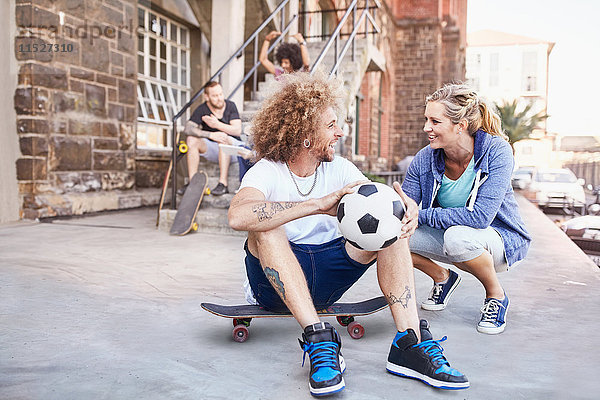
xmin=170 ymin=171 xmax=208 ymax=235
xmin=202 ymin=296 xmax=388 ymax=342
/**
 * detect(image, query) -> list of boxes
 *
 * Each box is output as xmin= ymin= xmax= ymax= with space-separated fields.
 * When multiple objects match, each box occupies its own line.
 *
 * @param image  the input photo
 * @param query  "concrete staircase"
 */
xmin=159 ymin=38 xmax=385 ymax=236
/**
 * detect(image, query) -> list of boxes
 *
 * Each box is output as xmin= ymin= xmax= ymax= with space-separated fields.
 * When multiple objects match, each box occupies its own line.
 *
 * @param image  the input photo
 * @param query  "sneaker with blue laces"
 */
xmin=421 ymin=269 xmax=461 ymax=311
xmin=299 ymin=322 xmax=345 ymax=396
xmin=477 ymin=293 xmax=509 ymax=334
xmin=386 ymin=319 xmax=469 ymax=390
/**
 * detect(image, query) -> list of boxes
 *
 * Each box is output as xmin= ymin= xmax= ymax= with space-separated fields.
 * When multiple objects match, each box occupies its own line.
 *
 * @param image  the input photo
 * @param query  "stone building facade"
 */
xmin=3 ymin=0 xmax=467 ymax=221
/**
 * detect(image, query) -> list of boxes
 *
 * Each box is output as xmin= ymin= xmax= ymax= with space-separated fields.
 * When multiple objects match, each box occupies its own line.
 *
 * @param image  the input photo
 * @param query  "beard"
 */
xmin=209 ymin=99 xmax=225 ymax=110
xmin=312 ymin=142 xmax=335 ymax=163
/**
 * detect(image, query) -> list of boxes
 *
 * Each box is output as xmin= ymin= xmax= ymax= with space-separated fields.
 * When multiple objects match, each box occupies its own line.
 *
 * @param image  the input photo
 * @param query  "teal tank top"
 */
xmin=436 ymin=157 xmax=476 ymax=208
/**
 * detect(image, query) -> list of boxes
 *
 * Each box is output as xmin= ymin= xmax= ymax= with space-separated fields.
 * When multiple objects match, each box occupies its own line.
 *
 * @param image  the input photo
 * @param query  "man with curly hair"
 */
xmin=259 ymin=30 xmax=310 ymax=76
xmin=227 ymin=73 xmax=469 ymax=396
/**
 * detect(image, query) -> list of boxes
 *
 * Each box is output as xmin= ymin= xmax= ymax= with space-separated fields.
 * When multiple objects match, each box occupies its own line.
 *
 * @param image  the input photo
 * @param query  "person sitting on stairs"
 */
xmin=183 ymin=81 xmax=243 ymax=196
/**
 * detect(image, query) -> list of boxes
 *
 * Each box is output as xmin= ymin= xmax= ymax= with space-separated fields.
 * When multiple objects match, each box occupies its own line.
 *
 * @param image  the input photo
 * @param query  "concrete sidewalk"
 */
xmin=1 ymin=196 xmax=599 ymax=399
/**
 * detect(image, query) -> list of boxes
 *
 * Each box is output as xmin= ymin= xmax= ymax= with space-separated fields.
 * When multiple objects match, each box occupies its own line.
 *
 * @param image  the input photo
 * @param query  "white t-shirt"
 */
xmin=239 ymin=156 xmax=366 ymax=245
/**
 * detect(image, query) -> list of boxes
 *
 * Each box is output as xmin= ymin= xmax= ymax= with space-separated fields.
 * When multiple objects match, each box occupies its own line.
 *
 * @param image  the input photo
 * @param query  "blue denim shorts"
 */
xmin=245 ymin=237 xmax=376 ymax=312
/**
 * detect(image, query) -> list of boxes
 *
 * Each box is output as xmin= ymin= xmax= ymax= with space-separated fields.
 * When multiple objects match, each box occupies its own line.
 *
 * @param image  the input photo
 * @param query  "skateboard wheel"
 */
xmin=347 ymin=321 xmax=364 ymax=339
xmin=336 ymin=316 xmax=354 ymax=327
xmin=205 ymin=188 xmax=211 ymax=195
xmin=192 ymin=222 xmax=198 ymax=231
xmin=232 ymin=324 xmax=249 ymax=343
xmin=179 ymin=142 xmax=188 ymax=154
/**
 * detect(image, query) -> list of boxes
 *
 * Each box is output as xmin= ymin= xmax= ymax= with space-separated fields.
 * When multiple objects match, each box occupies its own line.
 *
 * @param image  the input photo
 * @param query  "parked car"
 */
xmin=523 ymin=168 xmax=586 ymax=214
xmin=561 ymin=215 xmax=600 ymax=266
xmin=511 ymin=166 xmax=535 ymax=190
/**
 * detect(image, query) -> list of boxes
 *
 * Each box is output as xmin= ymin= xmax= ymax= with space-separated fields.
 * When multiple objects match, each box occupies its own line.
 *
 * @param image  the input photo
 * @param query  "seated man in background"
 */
xmin=184 ymin=81 xmax=242 ymax=195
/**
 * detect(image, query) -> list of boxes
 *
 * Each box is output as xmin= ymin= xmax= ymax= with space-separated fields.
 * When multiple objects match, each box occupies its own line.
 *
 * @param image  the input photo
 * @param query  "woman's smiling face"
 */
xmin=423 ymin=101 xmax=461 ymax=149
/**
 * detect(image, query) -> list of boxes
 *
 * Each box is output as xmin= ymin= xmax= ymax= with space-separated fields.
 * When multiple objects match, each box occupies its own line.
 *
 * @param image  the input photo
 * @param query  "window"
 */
xmin=137 ymin=5 xmax=191 ymax=149
xmin=521 ymin=51 xmax=537 ymax=92
xmin=489 ymin=53 xmax=499 ymax=87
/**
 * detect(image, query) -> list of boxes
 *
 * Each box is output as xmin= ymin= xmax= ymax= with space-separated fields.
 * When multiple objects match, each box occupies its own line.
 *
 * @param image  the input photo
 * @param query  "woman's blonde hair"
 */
xmin=426 ymin=83 xmax=508 ymax=141
xmin=250 ymin=71 xmax=344 ymax=163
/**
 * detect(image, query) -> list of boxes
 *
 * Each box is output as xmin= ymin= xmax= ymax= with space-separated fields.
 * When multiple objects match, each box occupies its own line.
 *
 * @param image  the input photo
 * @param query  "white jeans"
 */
xmin=409 ymin=224 xmax=509 ymax=273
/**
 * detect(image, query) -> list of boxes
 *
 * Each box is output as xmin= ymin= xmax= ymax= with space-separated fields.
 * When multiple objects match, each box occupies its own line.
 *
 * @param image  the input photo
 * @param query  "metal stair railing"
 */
xmin=309 ymin=0 xmax=381 ymax=77
xmin=169 ymin=0 xmax=296 ymax=209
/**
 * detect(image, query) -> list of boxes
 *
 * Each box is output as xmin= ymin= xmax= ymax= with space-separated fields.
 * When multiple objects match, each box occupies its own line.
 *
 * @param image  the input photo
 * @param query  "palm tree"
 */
xmin=496 ymin=99 xmax=548 ymax=145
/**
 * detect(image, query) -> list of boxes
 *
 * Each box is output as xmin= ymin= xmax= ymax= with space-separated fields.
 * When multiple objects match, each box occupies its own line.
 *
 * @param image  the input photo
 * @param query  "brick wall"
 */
xmin=14 ymin=0 xmax=138 ymax=218
xmin=385 ymin=0 xmax=466 ymax=163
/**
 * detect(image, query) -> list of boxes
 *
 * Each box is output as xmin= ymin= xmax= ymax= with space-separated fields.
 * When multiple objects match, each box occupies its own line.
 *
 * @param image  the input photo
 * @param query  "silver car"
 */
xmin=525 ymin=168 xmax=586 ymax=214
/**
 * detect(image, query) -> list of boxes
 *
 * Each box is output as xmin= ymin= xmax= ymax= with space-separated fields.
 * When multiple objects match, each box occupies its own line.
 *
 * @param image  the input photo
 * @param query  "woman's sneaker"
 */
xmin=477 ymin=293 xmax=509 ymax=334
xmin=421 ymin=269 xmax=462 ymax=311
xmin=299 ymin=322 xmax=345 ymax=397
xmin=386 ymin=319 xmax=469 ymax=390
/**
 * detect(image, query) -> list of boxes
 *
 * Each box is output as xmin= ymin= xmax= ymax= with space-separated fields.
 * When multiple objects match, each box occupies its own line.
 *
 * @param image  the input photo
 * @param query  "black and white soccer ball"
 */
xmin=337 ymin=182 xmax=406 ymax=251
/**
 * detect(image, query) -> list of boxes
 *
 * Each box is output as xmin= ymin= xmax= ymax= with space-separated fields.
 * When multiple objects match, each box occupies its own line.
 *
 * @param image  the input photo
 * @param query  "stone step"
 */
xmin=158 ymin=202 xmax=245 ymax=237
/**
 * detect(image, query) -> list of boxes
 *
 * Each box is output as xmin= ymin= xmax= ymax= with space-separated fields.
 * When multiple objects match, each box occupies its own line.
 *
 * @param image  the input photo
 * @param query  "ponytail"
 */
xmin=479 ymin=102 xmax=508 ymax=141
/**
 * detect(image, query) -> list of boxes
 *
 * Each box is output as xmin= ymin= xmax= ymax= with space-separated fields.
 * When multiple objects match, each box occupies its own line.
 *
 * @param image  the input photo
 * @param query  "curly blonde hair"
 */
xmin=250 ymin=71 xmax=345 ymax=163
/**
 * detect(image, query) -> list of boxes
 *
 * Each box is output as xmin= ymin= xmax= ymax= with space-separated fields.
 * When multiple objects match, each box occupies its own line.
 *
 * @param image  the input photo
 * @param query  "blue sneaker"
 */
xmin=386 ymin=320 xmax=469 ymax=390
xmin=421 ymin=269 xmax=462 ymax=311
xmin=299 ymin=322 xmax=345 ymax=396
xmin=477 ymin=293 xmax=509 ymax=334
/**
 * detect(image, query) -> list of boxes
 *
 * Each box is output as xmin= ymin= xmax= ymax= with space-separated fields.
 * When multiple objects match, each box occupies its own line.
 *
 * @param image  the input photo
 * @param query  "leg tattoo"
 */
xmin=264 ymin=267 xmax=286 ymax=301
xmin=387 ymin=286 xmax=412 ymax=308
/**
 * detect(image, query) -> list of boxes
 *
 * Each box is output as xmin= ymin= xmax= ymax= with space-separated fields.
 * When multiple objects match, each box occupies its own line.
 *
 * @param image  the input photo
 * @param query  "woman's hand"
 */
xmin=316 ymin=180 xmax=368 ymax=216
xmin=265 ymin=31 xmax=281 ymax=41
xmin=292 ymin=33 xmax=305 ymax=43
xmin=393 ymin=182 xmax=418 ymax=239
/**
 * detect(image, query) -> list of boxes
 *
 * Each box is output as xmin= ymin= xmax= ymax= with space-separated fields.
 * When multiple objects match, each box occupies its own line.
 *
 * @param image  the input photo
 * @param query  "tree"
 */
xmin=496 ymin=99 xmax=548 ymax=145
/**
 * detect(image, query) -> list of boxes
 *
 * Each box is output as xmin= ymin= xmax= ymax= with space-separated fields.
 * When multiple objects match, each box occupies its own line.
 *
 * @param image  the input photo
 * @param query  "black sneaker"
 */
xmin=212 ymin=182 xmax=229 ymax=196
xmin=386 ymin=319 xmax=469 ymax=390
xmin=299 ymin=322 xmax=346 ymax=396
xmin=176 ymin=183 xmax=189 ymax=196
xmin=421 ymin=269 xmax=462 ymax=311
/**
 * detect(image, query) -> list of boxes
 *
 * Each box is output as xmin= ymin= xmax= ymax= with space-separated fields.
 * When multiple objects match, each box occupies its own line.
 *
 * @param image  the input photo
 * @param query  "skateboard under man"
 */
xmin=201 ymin=296 xmax=389 ymax=343
xmin=170 ymin=171 xmax=209 ymax=235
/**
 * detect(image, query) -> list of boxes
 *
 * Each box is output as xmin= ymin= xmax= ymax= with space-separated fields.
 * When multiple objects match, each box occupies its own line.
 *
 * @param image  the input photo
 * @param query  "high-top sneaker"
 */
xmin=298 ymin=322 xmax=345 ymax=396
xmin=386 ymin=319 xmax=469 ymax=390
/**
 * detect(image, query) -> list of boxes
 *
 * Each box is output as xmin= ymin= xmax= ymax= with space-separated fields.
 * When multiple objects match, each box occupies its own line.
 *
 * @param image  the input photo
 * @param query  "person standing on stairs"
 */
xmin=259 ymin=30 xmax=310 ymax=76
xmin=183 ymin=81 xmax=243 ymax=196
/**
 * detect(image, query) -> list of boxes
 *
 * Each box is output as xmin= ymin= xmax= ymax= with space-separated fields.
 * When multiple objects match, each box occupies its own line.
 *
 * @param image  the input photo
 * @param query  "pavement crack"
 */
xmin=144 ymin=281 xmax=171 ymax=296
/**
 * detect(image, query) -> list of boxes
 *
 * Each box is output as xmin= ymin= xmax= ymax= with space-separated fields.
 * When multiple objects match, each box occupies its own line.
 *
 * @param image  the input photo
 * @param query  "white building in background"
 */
xmin=466 ymin=30 xmax=554 ymax=132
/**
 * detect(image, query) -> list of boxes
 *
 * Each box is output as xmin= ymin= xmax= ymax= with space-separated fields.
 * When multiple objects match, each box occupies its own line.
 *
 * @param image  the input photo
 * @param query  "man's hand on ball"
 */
xmin=393 ymin=182 xmax=418 ymax=238
xmin=318 ymin=180 xmax=368 ymax=216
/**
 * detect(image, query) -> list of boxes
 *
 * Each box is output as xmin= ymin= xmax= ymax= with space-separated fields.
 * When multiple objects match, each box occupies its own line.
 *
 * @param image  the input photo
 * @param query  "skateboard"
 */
xmin=156 ymin=134 xmax=189 ymax=227
xmin=169 ymin=171 xmax=208 ymax=235
xmin=201 ymin=296 xmax=389 ymax=343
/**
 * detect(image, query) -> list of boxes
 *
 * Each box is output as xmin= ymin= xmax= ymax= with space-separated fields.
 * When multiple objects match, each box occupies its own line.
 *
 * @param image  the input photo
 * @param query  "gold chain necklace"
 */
xmin=285 ymin=162 xmax=318 ymax=197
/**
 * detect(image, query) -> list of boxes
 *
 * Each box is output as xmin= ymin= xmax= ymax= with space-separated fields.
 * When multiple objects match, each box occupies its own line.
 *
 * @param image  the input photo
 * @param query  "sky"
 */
xmin=466 ymin=0 xmax=600 ymax=136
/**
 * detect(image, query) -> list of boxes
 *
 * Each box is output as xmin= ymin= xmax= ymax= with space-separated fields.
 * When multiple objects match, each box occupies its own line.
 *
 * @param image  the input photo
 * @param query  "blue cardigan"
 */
xmin=401 ymin=129 xmax=531 ymax=266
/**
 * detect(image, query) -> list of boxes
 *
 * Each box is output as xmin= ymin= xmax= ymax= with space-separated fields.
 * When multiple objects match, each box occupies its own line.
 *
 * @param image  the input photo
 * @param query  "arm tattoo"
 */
xmin=264 ymin=267 xmax=286 ymax=301
xmin=251 ymin=202 xmax=297 ymax=222
xmin=386 ymin=286 xmax=412 ymax=308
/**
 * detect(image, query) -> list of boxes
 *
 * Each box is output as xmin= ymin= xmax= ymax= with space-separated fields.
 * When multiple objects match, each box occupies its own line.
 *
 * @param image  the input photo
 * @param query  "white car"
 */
xmin=511 ymin=166 xmax=535 ymax=190
xmin=561 ymin=216 xmax=600 ymax=266
xmin=526 ymin=168 xmax=586 ymax=214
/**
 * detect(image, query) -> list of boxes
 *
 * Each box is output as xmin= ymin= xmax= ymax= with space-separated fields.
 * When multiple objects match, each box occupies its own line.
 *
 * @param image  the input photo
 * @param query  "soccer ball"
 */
xmin=337 ymin=182 xmax=406 ymax=251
